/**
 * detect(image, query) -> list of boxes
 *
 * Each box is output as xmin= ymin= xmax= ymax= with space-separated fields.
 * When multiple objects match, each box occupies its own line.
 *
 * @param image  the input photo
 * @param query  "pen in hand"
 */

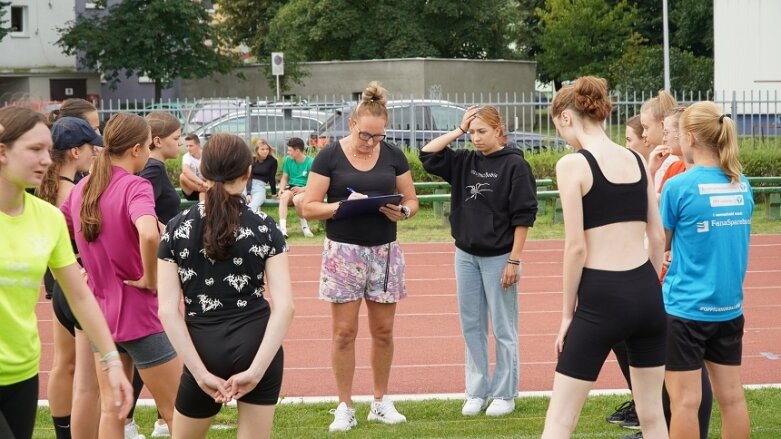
xmin=346 ymin=187 xmax=367 ymax=199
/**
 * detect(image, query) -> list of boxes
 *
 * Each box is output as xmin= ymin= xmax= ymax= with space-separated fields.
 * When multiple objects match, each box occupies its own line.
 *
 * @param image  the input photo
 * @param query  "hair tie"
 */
xmin=212 ymin=177 xmax=225 ymax=183
xmin=719 ymin=114 xmax=730 ymax=123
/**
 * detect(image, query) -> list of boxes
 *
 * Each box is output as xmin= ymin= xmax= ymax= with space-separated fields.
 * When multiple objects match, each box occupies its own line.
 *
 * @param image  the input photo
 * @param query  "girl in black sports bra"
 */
xmin=540 ymin=77 xmax=668 ymax=439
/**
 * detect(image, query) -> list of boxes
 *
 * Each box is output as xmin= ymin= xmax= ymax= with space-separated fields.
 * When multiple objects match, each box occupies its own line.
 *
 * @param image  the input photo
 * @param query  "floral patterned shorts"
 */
xmin=319 ymin=238 xmax=407 ymax=304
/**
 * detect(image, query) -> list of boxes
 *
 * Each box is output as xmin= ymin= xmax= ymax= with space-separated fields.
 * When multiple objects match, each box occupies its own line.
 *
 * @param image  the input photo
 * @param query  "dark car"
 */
xmin=315 ymin=99 xmax=565 ymax=151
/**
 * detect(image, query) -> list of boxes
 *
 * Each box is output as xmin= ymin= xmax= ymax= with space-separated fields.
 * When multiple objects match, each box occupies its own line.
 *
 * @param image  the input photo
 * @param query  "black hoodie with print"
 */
xmin=420 ymin=147 xmax=537 ymax=256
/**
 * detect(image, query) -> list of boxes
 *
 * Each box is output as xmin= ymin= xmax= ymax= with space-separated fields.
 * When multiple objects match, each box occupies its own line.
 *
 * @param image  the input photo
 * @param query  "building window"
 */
xmin=11 ymin=6 xmax=28 ymax=36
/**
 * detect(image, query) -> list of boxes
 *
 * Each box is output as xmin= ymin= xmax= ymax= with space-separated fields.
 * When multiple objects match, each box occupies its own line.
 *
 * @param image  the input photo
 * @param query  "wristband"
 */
xmin=99 ymin=350 xmax=119 ymax=365
xmin=458 ymin=126 xmax=467 ymax=134
xmin=506 ymin=259 xmax=521 ymax=266
xmin=101 ymin=360 xmax=123 ymax=372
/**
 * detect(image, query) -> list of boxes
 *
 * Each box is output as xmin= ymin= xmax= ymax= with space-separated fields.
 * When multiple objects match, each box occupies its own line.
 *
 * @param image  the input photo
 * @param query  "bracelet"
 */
xmin=506 ymin=259 xmax=521 ymax=266
xmin=99 ymin=350 xmax=119 ymax=365
xmin=101 ymin=360 xmax=123 ymax=372
xmin=458 ymin=126 xmax=467 ymax=134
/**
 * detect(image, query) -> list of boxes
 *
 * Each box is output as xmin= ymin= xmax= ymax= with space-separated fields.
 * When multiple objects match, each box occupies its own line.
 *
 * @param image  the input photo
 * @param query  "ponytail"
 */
xmin=200 ymin=134 xmax=252 ymax=260
xmin=717 ymin=116 xmax=742 ymax=183
xmin=36 ymin=149 xmax=67 ymax=205
xmin=80 ymin=149 xmax=113 ymax=241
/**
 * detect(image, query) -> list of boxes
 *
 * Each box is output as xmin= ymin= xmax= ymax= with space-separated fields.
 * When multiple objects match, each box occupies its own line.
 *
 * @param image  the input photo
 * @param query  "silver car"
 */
xmin=193 ymin=107 xmax=330 ymax=154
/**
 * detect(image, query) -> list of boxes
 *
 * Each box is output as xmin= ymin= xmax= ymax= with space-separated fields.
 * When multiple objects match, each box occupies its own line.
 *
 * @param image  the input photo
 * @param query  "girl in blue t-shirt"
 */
xmin=659 ymin=101 xmax=753 ymax=439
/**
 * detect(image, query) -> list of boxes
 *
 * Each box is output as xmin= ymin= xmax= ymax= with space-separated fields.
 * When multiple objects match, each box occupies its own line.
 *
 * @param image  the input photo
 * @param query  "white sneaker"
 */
xmin=278 ymin=224 xmax=288 ymax=238
xmin=328 ymin=402 xmax=357 ymax=432
xmin=367 ymin=396 xmax=407 ymax=424
xmin=486 ymin=398 xmax=515 ymax=416
xmin=302 ymin=225 xmax=314 ymax=238
xmin=150 ymin=419 xmax=170 ymax=437
xmin=124 ymin=420 xmax=146 ymax=439
xmin=461 ymin=397 xmax=488 ymax=416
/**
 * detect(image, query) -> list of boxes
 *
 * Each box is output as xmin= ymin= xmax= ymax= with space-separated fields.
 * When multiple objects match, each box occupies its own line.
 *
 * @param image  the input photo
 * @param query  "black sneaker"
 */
xmin=619 ymin=403 xmax=640 ymax=429
xmin=619 ymin=432 xmax=643 ymax=439
xmin=606 ymin=400 xmax=635 ymax=424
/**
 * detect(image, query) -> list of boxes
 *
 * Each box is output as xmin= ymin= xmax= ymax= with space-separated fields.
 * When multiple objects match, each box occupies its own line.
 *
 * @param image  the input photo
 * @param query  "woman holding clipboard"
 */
xmin=301 ymin=81 xmax=418 ymax=433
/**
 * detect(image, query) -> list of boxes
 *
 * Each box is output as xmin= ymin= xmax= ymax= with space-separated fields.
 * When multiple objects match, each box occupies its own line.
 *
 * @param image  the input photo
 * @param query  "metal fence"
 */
xmin=10 ymin=90 xmax=778 ymax=153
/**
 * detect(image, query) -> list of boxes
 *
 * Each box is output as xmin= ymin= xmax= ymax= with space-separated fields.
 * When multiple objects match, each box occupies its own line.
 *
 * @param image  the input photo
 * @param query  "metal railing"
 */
xmin=7 ymin=90 xmax=779 ymax=151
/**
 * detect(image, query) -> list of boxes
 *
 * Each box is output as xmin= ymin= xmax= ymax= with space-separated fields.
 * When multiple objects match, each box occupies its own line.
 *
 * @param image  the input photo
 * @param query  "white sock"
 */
xmin=280 ymin=219 xmax=287 ymax=229
xmin=300 ymin=218 xmax=309 ymax=229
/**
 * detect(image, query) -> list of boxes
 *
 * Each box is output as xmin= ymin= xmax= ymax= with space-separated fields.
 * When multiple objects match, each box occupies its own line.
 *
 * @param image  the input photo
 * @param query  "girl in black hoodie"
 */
xmin=420 ymin=105 xmax=537 ymax=417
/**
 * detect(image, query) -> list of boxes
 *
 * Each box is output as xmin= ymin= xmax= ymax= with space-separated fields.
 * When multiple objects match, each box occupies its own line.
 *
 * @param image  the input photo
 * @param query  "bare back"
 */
xmin=564 ymin=144 xmax=659 ymax=271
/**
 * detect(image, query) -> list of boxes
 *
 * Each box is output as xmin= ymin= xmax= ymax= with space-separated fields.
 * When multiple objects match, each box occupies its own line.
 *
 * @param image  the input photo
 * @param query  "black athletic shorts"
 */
xmin=556 ymin=261 xmax=667 ymax=381
xmin=665 ymin=314 xmax=744 ymax=371
xmin=52 ymin=280 xmax=81 ymax=337
xmin=175 ymin=311 xmax=284 ymax=418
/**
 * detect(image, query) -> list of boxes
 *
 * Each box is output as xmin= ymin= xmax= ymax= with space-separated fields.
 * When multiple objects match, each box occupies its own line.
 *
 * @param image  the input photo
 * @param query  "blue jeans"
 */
xmin=248 ymin=180 xmax=267 ymax=212
xmin=454 ymin=248 xmax=519 ymax=399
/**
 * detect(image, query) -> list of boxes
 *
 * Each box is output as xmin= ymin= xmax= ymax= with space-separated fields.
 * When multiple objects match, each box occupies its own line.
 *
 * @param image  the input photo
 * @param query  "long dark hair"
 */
xmin=201 ymin=133 xmax=252 ymax=260
xmin=80 ymin=113 xmax=149 ymax=242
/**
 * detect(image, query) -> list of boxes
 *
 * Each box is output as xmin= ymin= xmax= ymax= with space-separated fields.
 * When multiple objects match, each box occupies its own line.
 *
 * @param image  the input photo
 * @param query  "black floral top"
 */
xmin=158 ymin=203 xmax=287 ymax=322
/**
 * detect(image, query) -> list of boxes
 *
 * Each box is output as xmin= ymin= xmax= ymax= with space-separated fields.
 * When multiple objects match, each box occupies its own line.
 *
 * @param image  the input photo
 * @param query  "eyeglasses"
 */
xmin=662 ymin=129 xmax=679 ymax=139
xmin=357 ymin=131 xmax=386 ymax=142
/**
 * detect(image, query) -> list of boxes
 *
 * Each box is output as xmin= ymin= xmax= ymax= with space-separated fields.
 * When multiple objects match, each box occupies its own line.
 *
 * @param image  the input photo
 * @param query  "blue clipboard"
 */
xmin=332 ymin=194 xmax=403 ymax=220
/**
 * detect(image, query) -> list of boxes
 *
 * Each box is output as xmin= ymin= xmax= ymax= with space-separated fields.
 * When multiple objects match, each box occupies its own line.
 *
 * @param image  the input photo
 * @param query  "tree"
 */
xmin=535 ymin=0 xmax=642 ymax=89
xmin=217 ymin=0 xmax=526 ymax=93
xmin=610 ymin=45 xmax=713 ymax=95
xmin=57 ymin=0 xmax=236 ymax=101
xmin=670 ymin=0 xmax=713 ymax=57
xmin=0 ymin=1 xmax=11 ymax=42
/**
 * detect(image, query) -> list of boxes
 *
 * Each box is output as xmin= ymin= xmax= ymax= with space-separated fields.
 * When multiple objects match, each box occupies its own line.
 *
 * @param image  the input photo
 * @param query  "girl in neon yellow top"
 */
xmin=0 ymin=107 xmax=132 ymax=439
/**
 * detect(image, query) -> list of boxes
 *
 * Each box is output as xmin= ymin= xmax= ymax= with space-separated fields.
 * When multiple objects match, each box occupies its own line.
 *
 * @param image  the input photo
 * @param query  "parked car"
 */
xmin=186 ymin=98 xmax=249 ymax=132
xmin=192 ymin=107 xmax=331 ymax=154
xmin=315 ymin=100 xmax=566 ymax=151
xmin=139 ymin=102 xmax=192 ymax=125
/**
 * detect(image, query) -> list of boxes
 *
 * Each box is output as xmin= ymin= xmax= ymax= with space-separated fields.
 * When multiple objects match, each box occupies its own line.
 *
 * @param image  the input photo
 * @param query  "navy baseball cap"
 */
xmin=51 ymin=117 xmax=104 ymax=150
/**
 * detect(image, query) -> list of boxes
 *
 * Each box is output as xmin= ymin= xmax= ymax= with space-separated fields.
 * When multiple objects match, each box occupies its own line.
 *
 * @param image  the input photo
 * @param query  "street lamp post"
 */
xmin=662 ymin=0 xmax=671 ymax=91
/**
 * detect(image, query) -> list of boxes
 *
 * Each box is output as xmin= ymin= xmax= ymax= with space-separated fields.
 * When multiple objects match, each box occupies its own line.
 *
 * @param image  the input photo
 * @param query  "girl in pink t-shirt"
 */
xmin=61 ymin=113 xmax=181 ymax=439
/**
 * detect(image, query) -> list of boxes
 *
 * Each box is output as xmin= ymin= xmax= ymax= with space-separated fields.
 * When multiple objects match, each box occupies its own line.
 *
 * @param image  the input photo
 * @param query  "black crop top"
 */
xmin=579 ymin=149 xmax=648 ymax=230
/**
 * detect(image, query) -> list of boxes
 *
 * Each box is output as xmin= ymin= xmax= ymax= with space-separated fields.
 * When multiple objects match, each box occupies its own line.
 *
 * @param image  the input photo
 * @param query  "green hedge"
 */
xmin=165 ymin=139 xmax=781 ymax=189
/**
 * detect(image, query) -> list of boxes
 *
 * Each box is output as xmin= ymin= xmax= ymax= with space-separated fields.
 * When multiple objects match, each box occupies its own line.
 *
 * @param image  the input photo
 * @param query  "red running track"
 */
xmin=35 ymin=235 xmax=781 ymax=400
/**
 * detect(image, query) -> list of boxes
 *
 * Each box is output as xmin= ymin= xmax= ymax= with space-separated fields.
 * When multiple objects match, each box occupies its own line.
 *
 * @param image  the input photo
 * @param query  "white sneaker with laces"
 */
xmin=328 ymin=402 xmax=357 ymax=432
xmin=302 ymin=226 xmax=314 ymax=238
xmin=124 ymin=420 xmax=146 ymax=439
xmin=486 ymin=398 xmax=515 ymax=416
xmin=367 ymin=396 xmax=407 ymax=424
xmin=150 ymin=419 xmax=170 ymax=437
xmin=462 ymin=397 xmax=488 ymax=416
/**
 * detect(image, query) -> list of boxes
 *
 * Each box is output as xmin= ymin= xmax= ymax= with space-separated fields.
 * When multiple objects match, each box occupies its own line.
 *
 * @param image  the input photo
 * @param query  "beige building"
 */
xmin=181 ymin=58 xmax=537 ymax=102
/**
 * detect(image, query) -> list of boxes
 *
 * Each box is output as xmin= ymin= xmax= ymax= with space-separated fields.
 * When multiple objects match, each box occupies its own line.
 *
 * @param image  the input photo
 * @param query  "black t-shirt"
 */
xmin=310 ymin=141 xmax=410 ymax=246
xmin=246 ymin=156 xmax=278 ymax=195
xmin=138 ymin=158 xmax=181 ymax=224
xmin=157 ymin=203 xmax=288 ymax=323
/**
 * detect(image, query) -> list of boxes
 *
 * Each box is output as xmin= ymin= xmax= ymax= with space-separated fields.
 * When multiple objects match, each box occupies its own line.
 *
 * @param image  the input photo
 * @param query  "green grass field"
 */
xmin=33 ymin=388 xmax=781 ymax=438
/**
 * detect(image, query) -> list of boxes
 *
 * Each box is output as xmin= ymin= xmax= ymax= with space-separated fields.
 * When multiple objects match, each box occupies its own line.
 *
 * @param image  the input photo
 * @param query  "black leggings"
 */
xmin=613 ymin=341 xmax=713 ymax=439
xmin=0 ymin=375 xmax=39 ymax=439
xmin=557 ymin=262 xmax=667 ymax=381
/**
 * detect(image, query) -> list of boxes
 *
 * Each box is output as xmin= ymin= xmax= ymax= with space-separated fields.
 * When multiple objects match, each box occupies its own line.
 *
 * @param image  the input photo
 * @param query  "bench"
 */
xmin=176 ymin=177 xmax=781 ymax=222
